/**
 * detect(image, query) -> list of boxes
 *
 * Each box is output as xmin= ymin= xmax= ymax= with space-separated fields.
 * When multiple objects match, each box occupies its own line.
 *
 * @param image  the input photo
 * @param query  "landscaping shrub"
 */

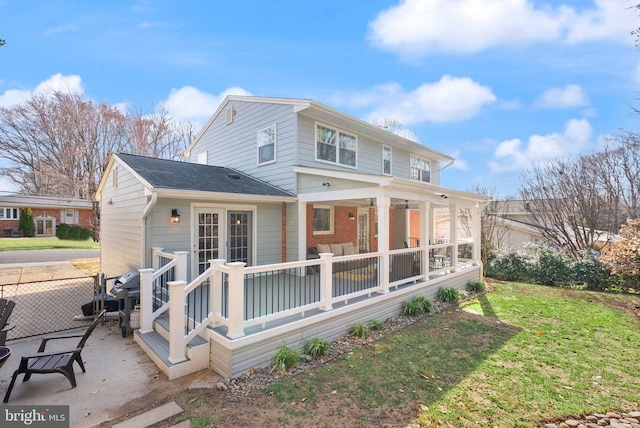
xmin=270 ymin=343 xmax=300 ymax=374
xmin=488 ymin=243 xmax=574 ymax=286
xmin=402 ymin=296 xmax=433 ymax=316
xmin=467 ymin=281 xmax=486 ymax=293
xmin=573 ymin=250 xmax=621 ymax=292
xmin=369 ymin=319 xmax=384 ymax=331
xmin=56 ymin=224 xmax=91 ymax=240
xmin=18 ymin=207 xmax=35 ymax=237
xmin=304 ymin=336 xmax=329 ymax=359
xmin=350 ymin=322 xmax=368 ymax=338
xmin=437 ymin=287 xmax=459 ymax=303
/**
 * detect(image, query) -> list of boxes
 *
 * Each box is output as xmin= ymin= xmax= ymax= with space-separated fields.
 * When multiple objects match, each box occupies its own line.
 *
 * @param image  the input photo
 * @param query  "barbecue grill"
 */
xmin=110 ymin=270 xmax=140 ymax=337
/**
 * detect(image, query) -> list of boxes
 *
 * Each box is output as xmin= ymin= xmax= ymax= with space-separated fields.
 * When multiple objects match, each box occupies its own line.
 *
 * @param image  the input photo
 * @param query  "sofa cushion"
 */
xmin=342 ymin=242 xmax=356 ymax=255
xmin=329 ymin=243 xmax=343 ymax=256
xmin=316 ymin=243 xmax=331 ymax=254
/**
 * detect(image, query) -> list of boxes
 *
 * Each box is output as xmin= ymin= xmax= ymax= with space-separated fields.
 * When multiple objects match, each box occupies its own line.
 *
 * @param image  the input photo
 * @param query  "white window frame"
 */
xmin=312 ymin=205 xmax=334 ymax=235
xmin=382 ymin=145 xmax=392 ymax=175
xmin=0 ymin=208 xmax=19 ymax=220
xmin=315 ymin=122 xmax=357 ymax=169
xmin=257 ymin=124 xmax=276 ymax=165
xmin=410 ymin=154 xmax=431 ymax=183
xmin=64 ymin=209 xmax=76 ymax=224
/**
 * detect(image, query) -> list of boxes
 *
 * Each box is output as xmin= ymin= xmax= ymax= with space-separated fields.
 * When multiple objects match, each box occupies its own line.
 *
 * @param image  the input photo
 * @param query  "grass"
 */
xmin=264 ymin=282 xmax=640 ymax=427
xmin=0 ymin=236 xmax=99 ymax=251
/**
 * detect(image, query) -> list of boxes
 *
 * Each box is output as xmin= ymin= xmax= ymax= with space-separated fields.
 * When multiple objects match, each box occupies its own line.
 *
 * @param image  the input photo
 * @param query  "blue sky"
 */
xmin=1 ymin=0 xmax=638 ymax=197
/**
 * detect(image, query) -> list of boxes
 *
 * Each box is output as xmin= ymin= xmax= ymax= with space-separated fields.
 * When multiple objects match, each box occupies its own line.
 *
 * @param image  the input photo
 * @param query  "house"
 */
xmin=489 ymin=200 xmax=548 ymax=249
xmin=96 ymin=95 xmax=489 ymax=380
xmin=0 ymin=193 xmax=94 ymax=237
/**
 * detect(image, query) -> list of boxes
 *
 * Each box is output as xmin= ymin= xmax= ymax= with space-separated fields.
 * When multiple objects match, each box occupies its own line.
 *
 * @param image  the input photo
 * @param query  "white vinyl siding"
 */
xmin=315 ymin=123 xmax=357 ymax=168
xmin=257 ymin=124 xmax=276 ymax=165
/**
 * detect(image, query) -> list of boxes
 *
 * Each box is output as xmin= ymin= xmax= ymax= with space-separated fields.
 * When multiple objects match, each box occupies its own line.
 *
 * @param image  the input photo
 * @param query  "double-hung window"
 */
xmin=316 ymin=123 xmax=357 ymax=167
xmin=410 ymin=154 xmax=431 ymax=183
xmin=0 ymin=208 xmax=19 ymax=220
xmin=257 ymin=124 xmax=276 ymax=164
xmin=382 ymin=145 xmax=392 ymax=175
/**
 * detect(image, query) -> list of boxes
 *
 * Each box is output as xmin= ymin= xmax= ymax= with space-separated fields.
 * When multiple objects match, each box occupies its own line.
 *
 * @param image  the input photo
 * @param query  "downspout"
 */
xmin=140 ymin=192 xmax=158 ymax=268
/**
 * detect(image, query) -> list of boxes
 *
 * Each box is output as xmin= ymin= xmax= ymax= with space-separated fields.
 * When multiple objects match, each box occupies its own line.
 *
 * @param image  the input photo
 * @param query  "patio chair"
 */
xmin=3 ymin=310 xmax=106 ymax=403
xmin=0 ymin=298 xmax=16 ymax=346
xmin=0 ymin=346 xmax=10 ymax=370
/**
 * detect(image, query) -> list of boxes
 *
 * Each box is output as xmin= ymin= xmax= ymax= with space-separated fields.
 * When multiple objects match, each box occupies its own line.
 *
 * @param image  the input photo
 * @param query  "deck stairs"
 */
xmin=134 ymin=314 xmax=210 ymax=381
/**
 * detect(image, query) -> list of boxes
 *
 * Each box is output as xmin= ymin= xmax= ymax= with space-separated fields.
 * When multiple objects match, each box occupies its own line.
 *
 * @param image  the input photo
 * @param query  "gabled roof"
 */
xmin=185 ymin=95 xmax=454 ymax=164
xmin=112 ymin=153 xmax=294 ymax=198
xmin=0 ymin=193 xmax=93 ymax=209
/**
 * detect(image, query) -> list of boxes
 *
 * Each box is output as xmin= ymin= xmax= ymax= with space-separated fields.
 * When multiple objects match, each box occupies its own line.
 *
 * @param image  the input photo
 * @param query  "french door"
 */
xmin=193 ymin=208 xmax=253 ymax=277
xmin=357 ymin=211 xmax=369 ymax=252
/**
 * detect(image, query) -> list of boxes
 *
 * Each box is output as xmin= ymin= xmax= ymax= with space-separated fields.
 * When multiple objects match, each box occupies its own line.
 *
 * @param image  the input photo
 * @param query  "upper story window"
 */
xmin=0 ymin=208 xmax=19 ymax=220
xmin=410 ymin=154 xmax=431 ymax=183
xmin=382 ymin=145 xmax=392 ymax=175
xmin=257 ymin=124 xmax=276 ymax=165
xmin=316 ymin=123 xmax=357 ymax=168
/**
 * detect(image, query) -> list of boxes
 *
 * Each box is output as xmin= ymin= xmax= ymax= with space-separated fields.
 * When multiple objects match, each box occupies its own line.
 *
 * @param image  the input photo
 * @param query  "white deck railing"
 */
xmin=139 ymin=243 xmax=477 ymax=364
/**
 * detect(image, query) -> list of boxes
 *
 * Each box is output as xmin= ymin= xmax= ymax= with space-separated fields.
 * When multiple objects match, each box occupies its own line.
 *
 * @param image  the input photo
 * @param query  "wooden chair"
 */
xmin=3 ymin=310 xmax=106 ymax=403
xmin=0 ymin=298 xmax=16 ymax=346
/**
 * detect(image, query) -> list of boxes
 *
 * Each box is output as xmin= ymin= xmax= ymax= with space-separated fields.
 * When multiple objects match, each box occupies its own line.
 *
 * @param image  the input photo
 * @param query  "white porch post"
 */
xmin=138 ymin=268 xmax=155 ymax=333
xmin=174 ymin=251 xmax=188 ymax=282
xmin=211 ymin=259 xmax=226 ymax=326
xmin=226 ymin=262 xmax=247 ymax=339
xmin=471 ymin=205 xmax=482 ymax=269
xmin=450 ymin=204 xmax=458 ymax=272
xmin=151 ymin=247 xmax=163 ymax=270
xmin=378 ymin=196 xmax=391 ymax=293
xmin=419 ymin=201 xmax=429 ymax=276
xmin=319 ymin=253 xmax=333 ymax=311
xmin=297 ymin=200 xmax=307 ymax=263
xmin=168 ymin=280 xmax=187 ymax=364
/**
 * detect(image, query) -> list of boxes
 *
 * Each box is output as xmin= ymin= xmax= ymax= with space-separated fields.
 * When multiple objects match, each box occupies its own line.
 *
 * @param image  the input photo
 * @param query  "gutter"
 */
xmin=440 ymin=159 xmax=455 ymax=171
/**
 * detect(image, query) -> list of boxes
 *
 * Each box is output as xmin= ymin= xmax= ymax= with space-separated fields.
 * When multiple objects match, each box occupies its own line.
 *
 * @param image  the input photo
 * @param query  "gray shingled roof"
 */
xmin=117 ymin=153 xmax=294 ymax=198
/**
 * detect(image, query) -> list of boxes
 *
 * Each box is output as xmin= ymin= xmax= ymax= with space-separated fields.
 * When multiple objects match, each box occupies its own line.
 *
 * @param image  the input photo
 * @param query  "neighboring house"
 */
xmin=96 ymin=95 xmax=489 ymax=380
xmin=489 ymin=200 xmax=548 ymax=249
xmin=0 ymin=193 xmax=94 ymax=237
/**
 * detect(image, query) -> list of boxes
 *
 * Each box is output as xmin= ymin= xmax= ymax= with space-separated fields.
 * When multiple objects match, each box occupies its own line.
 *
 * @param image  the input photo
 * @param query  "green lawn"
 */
xmin=0 ymin=236 xmax=100 ymax=251
xmin=262 ymin=282 xmax=640 ymax=427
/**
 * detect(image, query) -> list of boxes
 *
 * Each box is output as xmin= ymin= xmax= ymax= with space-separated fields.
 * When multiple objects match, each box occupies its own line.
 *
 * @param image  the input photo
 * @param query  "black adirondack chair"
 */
xmin=0 ymin=298 xmax=16 ymax=346
xmin=3 ymin=310 xmax=106 ymax=403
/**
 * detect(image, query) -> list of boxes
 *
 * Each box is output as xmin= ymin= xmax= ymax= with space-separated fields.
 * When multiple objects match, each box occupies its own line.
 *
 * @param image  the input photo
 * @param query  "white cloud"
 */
xmin=0 ymin=73 xmax=83 ymax=107
xmin=342 ymin=76 xmax=495 ymax=125
xmin=368 ymin=0 xmax=635 ymax=59
xmin=161 ymin=86 xmax=252 ymax=124
xmin=535 ymin=84 xmax=589 ymax=109
xmin=490 ymin=118 xmax=593 ymax=173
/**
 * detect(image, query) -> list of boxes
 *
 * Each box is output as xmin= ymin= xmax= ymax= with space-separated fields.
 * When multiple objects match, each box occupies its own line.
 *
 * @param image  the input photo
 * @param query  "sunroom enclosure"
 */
xmin=133 ymin=195 xmax=483 ymax=379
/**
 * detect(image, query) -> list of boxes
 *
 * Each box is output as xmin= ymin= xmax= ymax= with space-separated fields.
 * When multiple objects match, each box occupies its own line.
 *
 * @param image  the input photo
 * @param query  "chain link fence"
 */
xmin=1 ymin=275 xmax=98 ymax=341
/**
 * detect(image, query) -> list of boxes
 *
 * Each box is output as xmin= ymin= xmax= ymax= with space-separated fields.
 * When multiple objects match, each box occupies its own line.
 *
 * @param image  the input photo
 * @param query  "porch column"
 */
xmin=377 ymin=196 xmax=391 ymax=293
xmin=450 ymin=204 xmax=458 ymax=272
xmin=419 ymin=201 xmax=429 ymax=276
xmin=168 ymin=280 xmax=187 ymax=364
xmin=319 ymin=253 xmax=333 ymax=311
xmin=174 ymin=251 xmax=188 ymax=282
xmin=138 ymin=268 xmax=155 ymax=333
xmin=471 ymin=205 xmax=482 ymax=270
xmin=226 ymin=262 xmax=247 ymax=339
xmin=297 ymin=200 xmax=307 ymax=264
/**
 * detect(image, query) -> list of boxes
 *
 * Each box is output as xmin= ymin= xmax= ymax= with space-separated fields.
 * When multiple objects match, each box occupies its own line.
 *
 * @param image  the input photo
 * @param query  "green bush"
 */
xmin=488 ymin=243 xmax=575 ymax=286
xmin=304 ymin=336 xmax=329 ymax=359
xmin=350 ymin=322 xmax=368 ymax=338
xmin=573 ymin=250 xmax=620 ymax=291
xmin=437 ymin=287 xmax=460 ymax=303
xmin=56 ymin=223 xmax=71 ymax=239
xmin=402 ymin=296 xmax=433 ymax=316
xmin=18 ymin=207 xmax=35 ymax=237
xmin=56 ymin=224 xmax=91 ymax=241
xmin=369 ymin=319 xmax=384 ymax=331
xmin=270 ymin=343 xmax=300 ymax=374
xmin=467 ymin=281 xmax=486 ymax=293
